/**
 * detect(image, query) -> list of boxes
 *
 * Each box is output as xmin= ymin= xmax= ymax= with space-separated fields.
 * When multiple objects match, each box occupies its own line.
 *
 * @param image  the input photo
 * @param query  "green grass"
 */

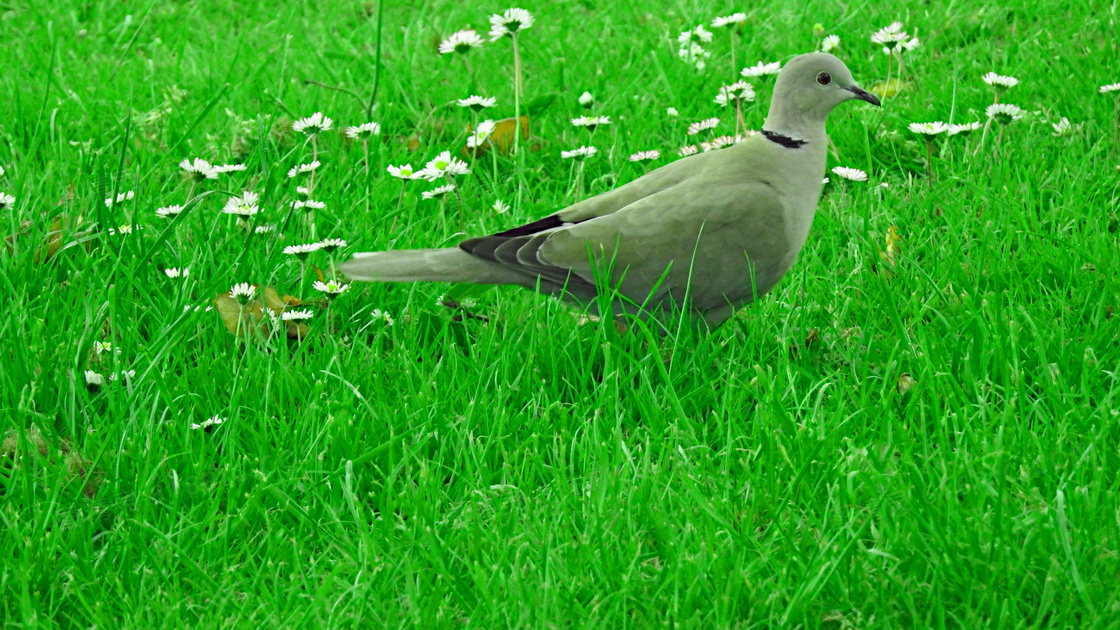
xmin=2 ymin=0 xmax=1120 ymax=627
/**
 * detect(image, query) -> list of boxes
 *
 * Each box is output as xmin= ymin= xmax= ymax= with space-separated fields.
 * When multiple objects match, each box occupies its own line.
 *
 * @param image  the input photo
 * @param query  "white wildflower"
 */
xmin=489 ymin=7 xmax=534 ymax=40
xmin=292 ymin=112 xmax=333 ymax=135
xmin=439 ymin=29 xmax=484 ymax=55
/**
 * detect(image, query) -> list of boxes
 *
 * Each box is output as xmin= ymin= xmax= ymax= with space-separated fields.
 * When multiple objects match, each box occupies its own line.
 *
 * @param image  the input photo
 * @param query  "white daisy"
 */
xmin=439 ymin=29 xmax=484 ymax=55
xmin=282 ymin=243 xmax=322 ymax=256
xmin=164 ymin=267 xmax=189 ymax=279
xmin=831 ymin=166 xmax=868 ymax=182
xmin=908 ymin=121 xmax=949 ymax=135
xmin=711 ymin=13 xmax=747 ymax=28
xmin=740 ymin=61 xmax=781 ymax=78
xmin=666 ymin=107 xmax=680 ymax=117
xmin=213 ymin=163 xmax=247 ymax=174
xmin=419 ymin=151 xmax=470 ymax=180
xmin=457 ymin=95 xmax=497 ymax=111
xmin=317 ymin=238 xmax=347 ymax=252
xmin=467 ymin=120 xmax=496 ymax=148
xmin=371 ymin=308 xmax=395 ymax=326
xmin=1051 ymin=117 xmax=1072 ymax=136
xmin=715 ymin=81 xmax=755 ymax=106
xmin=571 ymin=115 xmax=611 ymax=130
xmin=108 ymin=224 xmax=139 ymax=235
xmin=489 ymin=7 xmax=534 ymax=40
xmin=180 ymin=158 xmax=218 ymax=181
xmin=900 ymin=37 xmax=921 ymax=52
xmin=84 ymin=371 xmax=104 ymax=387
xmin=677 ymin=145 xmax=699 ymax=156
xmin=291 ymin=199 xmax=326 ymax=210
xmin=578 ymin=91 xmax=594 ymax=107
xmin=677 ymin=25 xmax=713 ymax=45
xmin=282 ymin=309 xmax=313 ymax=322
xmin=190 ymin=415 xmax=225 ymax=430
xmin=93 ymin=341 xmax=117 ymax=355
xmin=387 ymin=164 xmax=419 ymax=180
xmin=221 ymin=190 xmax=260 ymax=216
xmin=705 ymin=135 xmax=741 ymax=150
xmin=0 ymin=165 xmax=5 ymax=177
xmin=313 ymin=279 xmax=350 ymax=295
xmin=287 ymin=161 xmax=321 ymax=178
xmin=1099 ymin=83 xmax=1120 ymax=93
xmin=296 ymin=186 xmax=311 ymax=197
xmin=870 ymin=23 xmax=910 ymax=48
xmin=155 ymin=204 xmax=183 ymax=218
xmin=982 ymin=72 xmax=1019 ymax=89
xmin=560 ymin=146 xmax=597 ymax=159
xmin=986 ymin=103 xmax=1024 ymax=124
xmin=492 ymin=199 xmax=510 ymax=214
xmin=254 ymin=224 xmax=275 ymax=234
xmin=345 ymin=122 xmax=381 ymax=139
xmin=629 ymin=150 xmax=661 ymax=162
xmin=292 ymin=112 xmax=333 ymax=135
xmin=0 ymin=192 xmax=15 ymax=210
xmin=947 ymin=121 xmax=982 ymax=136
xmin=687 ymin=117 xmax=720 ymax=135
xmin=104 ymin=191 xmax=135 ymax=207
xmin=422 ymin=184 xmax=457 ymax=200
xmin=109 ymin=370 xmax=135 ymax=382
xmin=821 ymin=34 xmax=840 ymax=52
xmin=677 ymin=42 xmax=710 ymax=71
xmin=230 ymin=282 xmax=256 ymax=302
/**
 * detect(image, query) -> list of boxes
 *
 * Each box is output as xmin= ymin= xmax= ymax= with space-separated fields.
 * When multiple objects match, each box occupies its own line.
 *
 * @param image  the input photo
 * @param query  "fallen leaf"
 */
xmin=463 ymin=116 xmax=530 ymax=158
xmin=4 ymin=215 xmax=88 ymax=263
xmin=214 ymin=286 xmax=310 ymax=340
xmin=897 ymin=373 xmax=917 ymax=396
xmin=879 ymin=225 xmax=901 ymax=276
xmin=870 ymin=78 xmax=907 ymax=98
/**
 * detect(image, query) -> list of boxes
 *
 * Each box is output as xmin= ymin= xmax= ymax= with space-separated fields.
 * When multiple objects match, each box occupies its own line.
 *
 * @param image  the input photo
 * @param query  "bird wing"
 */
xmin=460 ymin=175 xmax=790 ymax=312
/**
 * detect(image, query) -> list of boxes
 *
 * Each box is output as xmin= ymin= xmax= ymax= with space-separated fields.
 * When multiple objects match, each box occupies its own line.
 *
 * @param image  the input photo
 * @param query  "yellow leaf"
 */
xmin=462 ymin=116 xmax=530 ymax=158
xmin=879 ymin=225 xmax=902 ymax=276
xmin=215 ymin=286 xmax=310 ymax=341
xmin=870 ymin=79 xmax=907 ymax=98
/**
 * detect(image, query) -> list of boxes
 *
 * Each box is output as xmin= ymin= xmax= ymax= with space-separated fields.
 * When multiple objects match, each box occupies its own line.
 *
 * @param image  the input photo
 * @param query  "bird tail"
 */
xmin=340 ymin=247 xmax=517 ymax=285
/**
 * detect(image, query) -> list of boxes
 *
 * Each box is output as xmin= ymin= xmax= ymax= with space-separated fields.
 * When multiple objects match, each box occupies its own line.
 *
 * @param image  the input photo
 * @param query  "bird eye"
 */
xmin=817 ymin=72 xmax=832 ymax=85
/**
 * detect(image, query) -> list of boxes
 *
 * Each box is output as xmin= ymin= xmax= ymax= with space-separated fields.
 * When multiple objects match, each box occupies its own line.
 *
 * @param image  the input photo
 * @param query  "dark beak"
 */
xmin=846 ymin=85 xmax=881 ymax=107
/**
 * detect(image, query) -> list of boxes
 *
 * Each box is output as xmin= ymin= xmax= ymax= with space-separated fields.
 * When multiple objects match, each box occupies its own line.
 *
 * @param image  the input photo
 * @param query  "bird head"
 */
xmin=764 ymin=52 xmax=880 ymax=136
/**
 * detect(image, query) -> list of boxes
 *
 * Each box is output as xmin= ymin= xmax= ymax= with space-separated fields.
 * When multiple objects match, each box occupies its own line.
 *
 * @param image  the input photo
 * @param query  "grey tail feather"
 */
xmin=340 ymin=247 xmax=523 ymax=285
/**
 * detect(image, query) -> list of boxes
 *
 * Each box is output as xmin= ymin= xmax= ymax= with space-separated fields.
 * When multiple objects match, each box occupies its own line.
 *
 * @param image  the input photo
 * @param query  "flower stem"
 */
xmin=362 ymin=140 xmax=371 ymax=216
xmin=308 ymin=135 xmax=319 ymax=240
xmin=574 ymin=160 xmax=585 ymax=202
xmin=512 ymin=34 xmax=523 ymax=158
xmin=884 ymin=53 xmax=893 ymax=105
xmin=1113 ymin=97 xmax=1119 ymax=155
xmin=453 ymin=185 xmax=465 ymax=232
xmin=924 ymin=139 xmax=933 ymax=181
xmin=511 ymin=32 xmax=524 ymax=210
xmin=729 ymin=32 xmax=737 ymax=83
xmin=392 ymin=181 xmax=404 ymax=233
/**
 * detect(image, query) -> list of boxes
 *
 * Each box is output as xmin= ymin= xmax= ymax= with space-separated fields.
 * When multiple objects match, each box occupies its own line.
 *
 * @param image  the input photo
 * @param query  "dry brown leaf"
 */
xmin=4 ymin=215 xmax=87 ymax=263
xmin=214 ymin=286 xmax=310 ymax=340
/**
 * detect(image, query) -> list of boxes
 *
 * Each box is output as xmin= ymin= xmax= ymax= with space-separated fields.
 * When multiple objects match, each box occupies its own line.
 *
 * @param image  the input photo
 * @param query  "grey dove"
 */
xmin=341 ymin=52 xmax=880 ymax=327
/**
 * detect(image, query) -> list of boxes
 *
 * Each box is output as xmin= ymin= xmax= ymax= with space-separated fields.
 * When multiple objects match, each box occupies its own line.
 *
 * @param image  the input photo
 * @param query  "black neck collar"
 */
xmin=761 ymin=129 xmax=808 ymax=149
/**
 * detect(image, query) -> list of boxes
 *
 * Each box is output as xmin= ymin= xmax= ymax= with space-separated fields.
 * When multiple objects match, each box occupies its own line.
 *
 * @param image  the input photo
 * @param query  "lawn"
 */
xmin=2 ymin=0 xmax=1119 ymax=627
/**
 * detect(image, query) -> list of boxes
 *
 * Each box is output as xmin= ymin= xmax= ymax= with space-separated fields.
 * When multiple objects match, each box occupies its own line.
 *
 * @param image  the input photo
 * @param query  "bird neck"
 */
xmin=761 ymin=107 xmax=826 ymax=148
